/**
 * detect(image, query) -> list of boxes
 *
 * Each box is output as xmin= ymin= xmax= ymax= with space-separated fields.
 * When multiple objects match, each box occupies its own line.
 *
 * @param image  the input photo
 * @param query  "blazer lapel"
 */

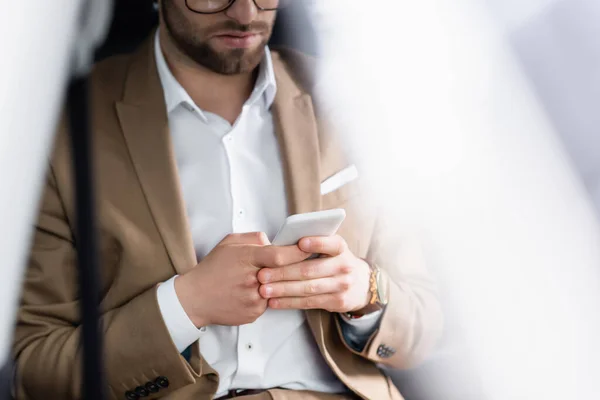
xmin=271 ymin=56 xmax=322 ymax=215
xmin=271 ymin=52 xmax=326 ymax=344
xmin=115 ymin=38 xmax=196 ymax=275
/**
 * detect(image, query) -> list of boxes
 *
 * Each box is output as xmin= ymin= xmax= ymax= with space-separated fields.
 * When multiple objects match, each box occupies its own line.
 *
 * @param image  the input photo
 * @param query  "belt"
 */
xmin=214 ymin=389 xmax=268 ymax=399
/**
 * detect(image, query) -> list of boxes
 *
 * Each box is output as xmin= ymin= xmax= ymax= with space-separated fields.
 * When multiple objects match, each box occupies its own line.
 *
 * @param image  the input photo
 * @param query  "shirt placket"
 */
xmin=225 ymin=105 xmax=263 ymax=387
xmin=223 ymin=106 xmax=248 ymax=234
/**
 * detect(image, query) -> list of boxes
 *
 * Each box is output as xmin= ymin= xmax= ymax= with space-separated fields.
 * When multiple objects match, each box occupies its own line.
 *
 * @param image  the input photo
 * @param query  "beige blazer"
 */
xmin=12 ymin=36 xmax=443 ymax=400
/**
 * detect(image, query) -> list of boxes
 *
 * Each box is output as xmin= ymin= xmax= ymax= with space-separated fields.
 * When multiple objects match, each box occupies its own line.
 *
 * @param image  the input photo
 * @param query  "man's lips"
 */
xmin=213 ymin=31 xmax=260 ymax=38
xmin=212 ymin=31 xmax=262 ymax=48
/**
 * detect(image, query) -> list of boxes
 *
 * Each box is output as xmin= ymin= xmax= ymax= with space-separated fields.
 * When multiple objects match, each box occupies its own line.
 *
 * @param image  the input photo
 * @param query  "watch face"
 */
xmin=376 ymin=268 xmax=389 ymax=305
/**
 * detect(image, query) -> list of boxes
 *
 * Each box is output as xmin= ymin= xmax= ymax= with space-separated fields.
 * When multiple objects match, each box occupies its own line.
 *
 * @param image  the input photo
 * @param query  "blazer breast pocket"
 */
xmin=321 ymin=165 xmax=361 ymax=208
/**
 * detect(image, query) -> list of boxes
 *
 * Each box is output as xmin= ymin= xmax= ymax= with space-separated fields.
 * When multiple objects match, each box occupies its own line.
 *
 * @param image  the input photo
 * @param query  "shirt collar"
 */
xmin=154 ymin=31 xmax=277 ymax=115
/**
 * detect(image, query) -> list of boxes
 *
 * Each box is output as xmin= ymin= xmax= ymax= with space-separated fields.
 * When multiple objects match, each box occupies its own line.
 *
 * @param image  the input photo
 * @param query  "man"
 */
xmin=13 ymin=1 xmax=443 ymax=399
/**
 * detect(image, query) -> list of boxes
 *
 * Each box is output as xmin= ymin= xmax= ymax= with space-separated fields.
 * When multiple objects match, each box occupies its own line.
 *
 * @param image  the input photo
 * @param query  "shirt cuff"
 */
xmin=339 ymin=309 xmax=384 ymax=336
xmin=156 ymin=275 xmax=206 ymax=353
xmin=337 ymin=310 xmax=384 ymax=353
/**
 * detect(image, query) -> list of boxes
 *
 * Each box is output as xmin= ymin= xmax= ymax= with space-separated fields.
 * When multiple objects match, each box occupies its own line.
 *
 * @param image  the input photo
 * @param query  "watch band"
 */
xmin=368 ymin=262 xmax=380 ymax=305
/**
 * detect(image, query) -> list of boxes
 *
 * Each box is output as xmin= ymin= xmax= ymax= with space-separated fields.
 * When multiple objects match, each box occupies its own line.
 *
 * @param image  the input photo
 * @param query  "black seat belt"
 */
xmin=67 ymin=76 xmax=107 ymax=400
xmin=63 ymin=2 xmax=116 ymax=398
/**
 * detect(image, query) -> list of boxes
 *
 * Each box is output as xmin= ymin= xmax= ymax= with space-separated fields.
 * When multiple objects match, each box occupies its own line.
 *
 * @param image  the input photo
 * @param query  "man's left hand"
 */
xmin=257 ymin=235 xmax=373 ymax=314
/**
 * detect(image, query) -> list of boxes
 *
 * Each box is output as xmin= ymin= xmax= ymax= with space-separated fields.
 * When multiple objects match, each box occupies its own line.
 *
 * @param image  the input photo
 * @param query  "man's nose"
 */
xmin=225 ymin=0 xmax=259 ymax=26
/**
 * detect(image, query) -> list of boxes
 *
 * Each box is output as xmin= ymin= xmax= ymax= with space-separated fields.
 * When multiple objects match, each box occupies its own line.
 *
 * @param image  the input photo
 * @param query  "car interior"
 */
xmin=3 ymin=2 xmax=599 ymax=400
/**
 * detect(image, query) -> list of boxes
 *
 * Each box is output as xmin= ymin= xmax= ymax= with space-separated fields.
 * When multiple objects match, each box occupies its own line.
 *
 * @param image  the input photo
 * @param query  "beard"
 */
xmin=161 ymin=0 xmax=272 ymax=75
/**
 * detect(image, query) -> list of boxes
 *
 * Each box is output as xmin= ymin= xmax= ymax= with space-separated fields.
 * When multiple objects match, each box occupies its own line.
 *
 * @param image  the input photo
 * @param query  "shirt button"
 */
xmin=237 ymin=209 xmax=245 ymax=219
xmin=224 ymin=135 xmax=233 ymax=143
xmin=246 ymin=343 xmax=253 ymax=351
xmin=200 ymin=327 xmax=207 ymax=332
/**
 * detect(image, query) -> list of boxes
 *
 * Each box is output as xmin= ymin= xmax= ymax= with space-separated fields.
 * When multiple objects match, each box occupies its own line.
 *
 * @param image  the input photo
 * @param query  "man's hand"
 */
xmin=175 ymin=232 xmax=311 ymax=328
xmin=257 ymin=235 xmax=372 ymax=314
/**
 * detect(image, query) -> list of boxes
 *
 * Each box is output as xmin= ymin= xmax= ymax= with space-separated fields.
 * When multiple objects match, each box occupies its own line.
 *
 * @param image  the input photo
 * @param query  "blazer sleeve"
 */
xmin=12 ymin=166 xmax=202 ymax=400
xmin=341 ymin=213 xmax=444 ymax=370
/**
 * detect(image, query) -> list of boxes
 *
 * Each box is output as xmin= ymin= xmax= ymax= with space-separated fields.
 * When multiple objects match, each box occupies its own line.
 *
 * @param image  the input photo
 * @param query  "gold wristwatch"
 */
xmin=367 ymin=262 xmax=389 ymax=308
xmin=346 ymin=261 xmax=389 ymax=318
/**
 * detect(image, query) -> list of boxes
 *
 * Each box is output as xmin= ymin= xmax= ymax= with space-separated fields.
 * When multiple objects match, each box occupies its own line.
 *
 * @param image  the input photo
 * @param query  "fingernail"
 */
xmin=301 ymin=238 xmax=311 ymax=248
xmin=271 ymin=299 xmax=279 ymax=308
xmin=264 ymin=286 xmax=273 ymax=297
xmin=262 ymin=272 xmax=271 ymax=283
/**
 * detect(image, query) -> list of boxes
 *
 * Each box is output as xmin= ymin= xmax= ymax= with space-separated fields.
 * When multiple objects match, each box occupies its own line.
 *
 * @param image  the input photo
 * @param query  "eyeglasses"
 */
xmin=185 ymin=0 xmax=286 ymax=14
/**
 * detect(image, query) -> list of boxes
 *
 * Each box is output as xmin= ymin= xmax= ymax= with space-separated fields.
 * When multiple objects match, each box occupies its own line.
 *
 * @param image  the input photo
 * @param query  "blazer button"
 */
xmin=155 ymin=376 xmax=170 ymax=389
xmin=135 ymin=386 xmax=149 ymax=397
xmin=125 ymin=391 xmax=139 ymax=400
xmin=145 ymin=382 xmax=160 ymax=393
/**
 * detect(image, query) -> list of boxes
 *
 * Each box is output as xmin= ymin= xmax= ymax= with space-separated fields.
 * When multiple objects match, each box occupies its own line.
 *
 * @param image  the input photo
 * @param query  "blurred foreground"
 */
xmin=313 ymin=0 xmax=600 ymax=399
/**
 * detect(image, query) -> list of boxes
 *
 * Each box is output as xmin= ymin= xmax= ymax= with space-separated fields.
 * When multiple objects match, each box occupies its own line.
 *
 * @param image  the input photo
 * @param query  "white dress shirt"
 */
xmin=153 ymin=33 xmax=379 ymax=397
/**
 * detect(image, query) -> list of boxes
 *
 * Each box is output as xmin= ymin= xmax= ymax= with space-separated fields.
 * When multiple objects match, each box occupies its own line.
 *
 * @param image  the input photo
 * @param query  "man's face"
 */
xmin=161 ymin=0 xmax=278 ymax=75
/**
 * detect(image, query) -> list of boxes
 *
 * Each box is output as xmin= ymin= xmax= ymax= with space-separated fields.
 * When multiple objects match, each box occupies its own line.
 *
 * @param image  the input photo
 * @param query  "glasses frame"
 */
xmin=185 ymin=0 xmax=281 ymax=14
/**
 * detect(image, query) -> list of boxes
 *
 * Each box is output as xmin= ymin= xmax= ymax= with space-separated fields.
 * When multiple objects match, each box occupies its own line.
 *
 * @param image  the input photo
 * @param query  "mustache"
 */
xmin=205 ymin=20 xmax=271 ymax=35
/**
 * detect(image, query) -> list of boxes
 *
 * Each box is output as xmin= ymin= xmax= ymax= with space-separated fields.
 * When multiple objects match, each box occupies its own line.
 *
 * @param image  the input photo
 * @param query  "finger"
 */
xmin=269 ymin=294 xmax=345 ymax=311
xmin=257 ymin=256 xmax=349 ymax=284
xmin=220 ymin=232 xmax=270 ymax=246
xmin=259 ymin=277 xmax=347 ymax=299
xmin=251 ymin=245 xmax=311 ymax=270
xmin=298 ymin=235 xmax=347 ymax=257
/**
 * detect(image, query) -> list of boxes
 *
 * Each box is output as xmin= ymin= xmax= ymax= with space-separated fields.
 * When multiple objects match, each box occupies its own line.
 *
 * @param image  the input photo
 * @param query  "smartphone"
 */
xmin=271 ymin=209 xmax=347 ymax=246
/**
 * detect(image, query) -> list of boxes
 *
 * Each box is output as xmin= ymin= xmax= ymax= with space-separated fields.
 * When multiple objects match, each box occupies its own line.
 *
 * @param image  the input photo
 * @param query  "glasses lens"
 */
xmin=186 ymin=0 xmax=232 ymax=13
xmin=186 ymin=0 xmax=285 ymax=13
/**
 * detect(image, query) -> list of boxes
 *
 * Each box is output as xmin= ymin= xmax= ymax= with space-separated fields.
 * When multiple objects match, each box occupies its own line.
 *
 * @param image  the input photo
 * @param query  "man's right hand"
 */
xmin=174 ymin=232 xmax=310 ymax=328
